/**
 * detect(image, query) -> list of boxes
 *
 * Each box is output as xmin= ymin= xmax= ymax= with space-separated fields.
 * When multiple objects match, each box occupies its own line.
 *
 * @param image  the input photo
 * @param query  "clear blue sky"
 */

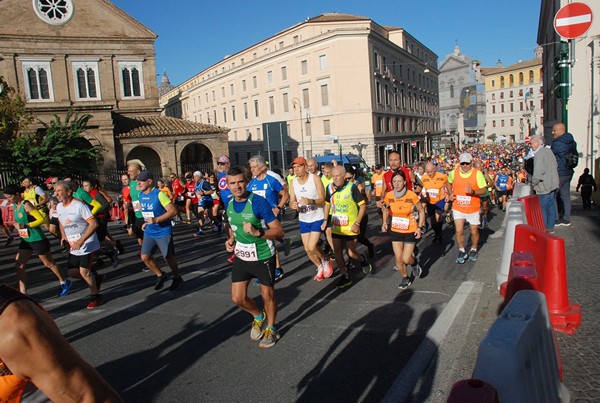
xmin=112 ymin=0 xmax=543 ymax=86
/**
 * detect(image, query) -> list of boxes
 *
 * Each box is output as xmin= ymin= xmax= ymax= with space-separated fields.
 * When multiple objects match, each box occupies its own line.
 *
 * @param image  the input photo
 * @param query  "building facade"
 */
xmin=538 ymin=0 xmax=600 ymax=189
xmin=0 ymin=0 xmax=228 ymax=182
xmin=481 ymin=52 xmax=544 ymax=144
xmin=160 ymin=13 xmax=440 ymax=168
xmin=438 ymin=46 xmax=486 ymax=148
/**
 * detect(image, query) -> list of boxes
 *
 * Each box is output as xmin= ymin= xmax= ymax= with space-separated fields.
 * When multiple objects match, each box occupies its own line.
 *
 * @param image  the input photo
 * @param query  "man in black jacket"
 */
xmin=576 ymin=168 xmax=597 ymax=209
xmin=551 ymin=123 xmax=576 ymax=226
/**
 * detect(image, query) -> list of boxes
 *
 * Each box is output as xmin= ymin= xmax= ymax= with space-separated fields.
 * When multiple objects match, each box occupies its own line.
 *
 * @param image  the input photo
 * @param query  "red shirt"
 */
xmin=171 ymin=179 xmax=184 ymax=198
xmin=121 ymin=186 xmax=131 ymax=203
xmin=184 ymin=181 xmax=198 ymax=204
xmin=384 ymin=167 xmax=414 ymax=192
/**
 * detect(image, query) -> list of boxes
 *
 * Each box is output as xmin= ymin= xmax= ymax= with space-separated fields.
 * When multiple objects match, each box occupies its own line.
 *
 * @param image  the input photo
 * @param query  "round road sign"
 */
xmin=554 ymin=2 xmax=593 ymax=39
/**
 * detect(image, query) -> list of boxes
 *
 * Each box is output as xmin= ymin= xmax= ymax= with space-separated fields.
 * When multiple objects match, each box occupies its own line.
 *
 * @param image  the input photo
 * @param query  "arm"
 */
xmin=89 ymin=199 xmax=103 ymax=216
xmin=288 ymin=181 xmax=298 ymax=210
xmin=72 ymin=217 xmax=98 ymax=251
xmin=98 ymin=189 xmax=113 ymax=204
xmin=148 ymin=197 xmax=177 ymax=224
xmin=414 ymin=200 xmax=426 ymax=239
xmin=0 ymin=299 xmax=123 ymax=403
xmin=23 ymin=201 xmax=46 ymax=228
xmin=274 ymin=186 xmax=290 ymax=216
xmin=305 ymin=174 xmax=325 ymax=206
xmin=381 ymin=197 xmax=390 ymax=232
xmin=351 ymin=203 xmax=367 ymax=234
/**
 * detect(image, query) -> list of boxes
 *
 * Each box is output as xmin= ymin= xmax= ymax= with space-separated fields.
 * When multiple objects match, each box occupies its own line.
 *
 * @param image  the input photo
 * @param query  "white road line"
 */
xmin=382 ymin=281 xmax=481 ymax=403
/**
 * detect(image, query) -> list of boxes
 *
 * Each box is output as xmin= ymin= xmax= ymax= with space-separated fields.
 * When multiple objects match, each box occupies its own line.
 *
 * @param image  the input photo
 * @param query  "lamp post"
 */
xmin=306 ymin=110 xmax=312 ymax=158
xmin=292 ymin=97 xmax=305 ymax=157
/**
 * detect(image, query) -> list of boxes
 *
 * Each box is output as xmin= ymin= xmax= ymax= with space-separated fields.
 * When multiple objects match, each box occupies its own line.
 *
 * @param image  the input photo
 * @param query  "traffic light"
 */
xmin=553 ymin=41 xmax=570 ymax=100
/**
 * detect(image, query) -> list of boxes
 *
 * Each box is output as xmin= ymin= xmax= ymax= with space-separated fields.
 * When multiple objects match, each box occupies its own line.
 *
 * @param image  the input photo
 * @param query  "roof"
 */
xmin=305 ymin=13 xmax=370 ymax=23
xmin=114 ymin=114 xmax=228 ymax=138
xmin=481 ymin=58 xmax=542 ymax=76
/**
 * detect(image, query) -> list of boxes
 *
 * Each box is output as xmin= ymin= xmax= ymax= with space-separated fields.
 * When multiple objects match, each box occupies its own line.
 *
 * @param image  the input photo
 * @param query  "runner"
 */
xmin=217 ymin=156 xmax=234 ymax=262
xmin=126 ymin=163 xmax=146 ymax=254
xmin=289 ymin=157 xmax=331 ymax=280
xmin=2 ymin=185 xmax=72 ymax=297
xmin=224 ymin=166 xmax=284 ymax=348
xmin=494 ymin=165 xmax=511 ymax=212
xmin=21 ymin=176 xmax=49 ymax=221
xmin=345 ymin=167 xmax=375 ymax=258
xmin=0 ymin=284 xmax=123 ymax=403
xmin=382 ymin=169 xmax=425 ymax=289
xmin=320 ymin=162 xmax=335 ymax=256
xmin=169 ymin=173 xmax=185 ymax=222
xmin=248 ymin=155 xmax=291 ymax=281
xmin=447 ymin=153 xmax=488 ymax=264
xmin=371 ymin=164 xmax=386 ymax=219
xmin=475 ymin=161 xmax=493 ymax=229
xmin=137 ymin=171 xmax=183 ymax=291
xmin=54 ymin=180 xmax=104 ymax=309
xmin=157 ymin=179 xmax=173 ymax=199
xmin=421 ymin=162 xmax=450 ymax=243
xmin=322 ymin=166 xmax=369 ymax=288
xmin=183 ymin=173 xmax=198 ymax=225
xmin=193 ymin=170 xmax=216 ymax=237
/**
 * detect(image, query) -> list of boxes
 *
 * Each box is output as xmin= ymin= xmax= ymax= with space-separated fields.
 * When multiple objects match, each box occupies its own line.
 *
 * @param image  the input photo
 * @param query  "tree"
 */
xmin=11 ymin=110 xmax=105 ymax=178
xmin=0 ymin=76 xmax=34 ymax=159
xmin=487 ymin=133 xmax=497 ymax=142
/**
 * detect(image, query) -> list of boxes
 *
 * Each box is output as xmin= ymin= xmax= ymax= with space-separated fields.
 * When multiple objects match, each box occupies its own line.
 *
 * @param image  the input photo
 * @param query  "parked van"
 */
xmin=314 ymin=153 xmax=372 ymax=191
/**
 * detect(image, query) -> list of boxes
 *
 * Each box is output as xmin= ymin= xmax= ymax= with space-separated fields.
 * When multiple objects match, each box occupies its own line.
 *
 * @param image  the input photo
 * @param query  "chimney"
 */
xmin=496 ymin=59 xmax=503 ymax=68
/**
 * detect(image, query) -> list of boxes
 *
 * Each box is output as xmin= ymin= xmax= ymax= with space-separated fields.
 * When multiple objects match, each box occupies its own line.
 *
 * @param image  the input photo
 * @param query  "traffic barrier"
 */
xmin=517 ymin=194 xmax=545 ymax=231
xmin=503 ymin=251 xmax=540 ymax=303
xmin=473 ymin=290 xmax=570 ymax=403
xmin=514 ymin=224 xmax=581 ymax=334
xmin=446 ymin=379 xmax=499 ymax=403
xmin=0 ymin=200 xmax=15 ymax=228
xmin=512 ymin=182 xmax=533 ymax=199
xmin=110 ymin=202 xmax=124 ymax=222
xmin=497 ymin=205 xmax=527 ymax=294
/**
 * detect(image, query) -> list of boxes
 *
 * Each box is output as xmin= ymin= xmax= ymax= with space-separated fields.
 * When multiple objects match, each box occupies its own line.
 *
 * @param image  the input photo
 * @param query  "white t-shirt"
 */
xmin=56 ymin=198 xmax=100 ymax=256
xmin=292 ymin=173 xmax=324 ymax=223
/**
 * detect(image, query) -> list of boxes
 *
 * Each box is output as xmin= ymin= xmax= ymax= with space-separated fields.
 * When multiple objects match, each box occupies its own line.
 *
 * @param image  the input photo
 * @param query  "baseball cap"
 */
xmin=193 ymin=171 xmax=202 ymax=177
xmin=137 ymin=170 xmax=154 ymax=181
xmin=459 ymin=153 xmax=473 ymax=164
xmin=375 ymin=164 xmax=382 ymax=169
xmin=217 ymin=155 xmax=230 ymax=164
xmin=291 ymin=157 xmax=307 ymax=166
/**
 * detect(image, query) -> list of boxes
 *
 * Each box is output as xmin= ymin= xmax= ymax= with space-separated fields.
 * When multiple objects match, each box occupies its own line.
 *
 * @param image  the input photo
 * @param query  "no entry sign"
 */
xmin=554 ymin=2 xmax=593 ymax=39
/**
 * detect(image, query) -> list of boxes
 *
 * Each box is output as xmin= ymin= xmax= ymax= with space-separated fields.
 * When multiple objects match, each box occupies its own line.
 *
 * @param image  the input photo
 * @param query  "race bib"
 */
xmin=187 ymin=192 xmax=195 ymax=198
xmin=427 ymin=188 xmax=440 ymax=198
xmin=132 ymin=200 xmax=141 ymax=212
xmin=18 ymin=228 xmax=29 ymax=239
xmin=177 ymin=196 xmax=184 ymax=201
xmin=234 ymin=241 xmax=258 ymax=261
xmin=391 ymin=216 xmax=410 ymax=231
xmin=142 ymin=211 xmax=155 ymax=222
xmin=456 ymin=195 xmax=472 ymax=207
xmin=253 ymin=190 xmax=266 ymax=198
xmin=332 ymin=213 xmax=349 ymax=227
xmin=375 ymin=180 xmax=383 ymax=187
xmin=67 ymin=233 xmax=81 ymax=246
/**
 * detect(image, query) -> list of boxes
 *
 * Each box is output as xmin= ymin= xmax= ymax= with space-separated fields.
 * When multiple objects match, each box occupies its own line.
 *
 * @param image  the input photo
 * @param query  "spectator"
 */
xmin=576 ymin=168 xmax=597 ymax=209
xmin=530 ymin=135 xmax=559 ymax=233
xmin=551 ymin=122 xmax=576 ymax=226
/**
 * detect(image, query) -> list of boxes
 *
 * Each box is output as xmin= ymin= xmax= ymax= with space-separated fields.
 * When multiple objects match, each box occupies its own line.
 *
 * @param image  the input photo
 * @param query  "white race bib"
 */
xmin=332 ymin=213 xmax=349 ymax=227
xmin=375 ymin=180 xmax=383 ymax=187
xmin=426 ymin=188 xmax=440 ymax=198
xmin=456 ymin=195 xmax=472 ymax=207
xmin=253 ymin=190 xmax=266 ymax=198
xmin=234 ymin=241 xmax=258 ymax=261
xmin=142 ymin=211 xmax=155 ymax=219
xmin=391 ymin=216 xmax=410 ymax=231
xmin=132 ymin=200 xmax=142 ymax=212
xmin=67 ymin=233 xmax=81 ymax=246
xmin=18 ymin=228 xmax=29 ymax=239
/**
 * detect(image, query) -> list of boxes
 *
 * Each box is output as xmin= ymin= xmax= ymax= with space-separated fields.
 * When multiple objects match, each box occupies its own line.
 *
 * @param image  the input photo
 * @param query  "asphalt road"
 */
xmin=0 ymin=205 xmax=505 ymax=403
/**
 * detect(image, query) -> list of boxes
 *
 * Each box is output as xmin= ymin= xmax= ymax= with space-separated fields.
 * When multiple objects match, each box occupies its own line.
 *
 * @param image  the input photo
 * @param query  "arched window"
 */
xmin=518 ymin=72 xmax=524 ymax=85
xmin=500 ymin=76 xmax=505 ymax=88
xmin=509 ymin=74 xmax=514 ymax=87
xmin=450 ymin=85 xmax=454 ymax=98
xmin=529 ymin=70 xmax=534 ymax=84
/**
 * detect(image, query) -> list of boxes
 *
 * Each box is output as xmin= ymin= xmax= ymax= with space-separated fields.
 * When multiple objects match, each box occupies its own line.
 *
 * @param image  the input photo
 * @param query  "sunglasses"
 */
xmin=217 ymin=162 xmax=227 ymax=165
xmin=51 ymin=181 xmax=58 ymax=184
xmin=460 ymin=162 xmax=471 ymax=166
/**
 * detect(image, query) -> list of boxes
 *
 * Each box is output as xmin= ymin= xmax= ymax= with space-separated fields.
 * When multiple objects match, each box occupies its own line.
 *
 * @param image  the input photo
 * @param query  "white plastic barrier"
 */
xmin=497 ymin=202 xmax=526 ymax=290
xmin=473 ymin=290 xmax=569 ymax=403
xmin=512 ymin=182 xmax=533 ymax=199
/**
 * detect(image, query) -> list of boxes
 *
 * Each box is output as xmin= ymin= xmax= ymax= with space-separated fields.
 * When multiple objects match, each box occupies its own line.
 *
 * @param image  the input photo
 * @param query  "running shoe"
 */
xmin=86 ymin=294 xmax=102 ymax=309
xmin=360 ymin=253 xmax=372 ymax=274
xmin=398 ymin=276 xmax=413 ymax=290
xmin=169 ymin=276 xmax=183 ymax=291
xmin=274 ymin=267 xmax=284 ymax=282
xmin=322 ymin=258 xmax=333 ymax=278
xmin=412 ymin=262 xmax=422 ymax=278
xmin=456 ymin=250 xmax=468 ymax=264
xmin=58 ymin=279 xmax=72 ymax=297
xmin=283 ymin=238 xmax=292 ymax=256
xmin=193 ymin=229 xmax=204 ymax=238
xmin=468 ymin=249 xmax=479 ymax=262
xmin=115 ymin=240 xmax=125 ymax=255
xmin=154 ymin=272 xmax=169 ymax=290
xmin=212 ymin=223 xmax=223 ymax=233
xmin=259 ymin=327 xmax=281 ymax=348
xmin=314 ymin=263 xmax=325 ymax=281
xmin=392 ymin=265 xmax=399 ymax=271
xmin=250 ymin=311 xmax=267 ymax=340
xmin=336 ymin=274 xmax=352 ymax=289
xmin=142 ymin=267 xmax=151 ymax=273
xmin=95 ymin=273 xmax=106 ymax=292
xmin=108 ymin=249 xmax=119 ymax=268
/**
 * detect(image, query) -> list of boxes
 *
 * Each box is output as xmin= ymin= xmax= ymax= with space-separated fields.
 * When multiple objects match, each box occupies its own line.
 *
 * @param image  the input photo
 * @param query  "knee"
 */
xmin=140 ymin=254 xmax=151 ymax=264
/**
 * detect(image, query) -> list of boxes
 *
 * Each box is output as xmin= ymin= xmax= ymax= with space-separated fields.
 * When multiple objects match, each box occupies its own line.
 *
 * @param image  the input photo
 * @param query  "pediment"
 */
xmin=0 ymin=0 xmax=156 ymax=41
xmin=439 ymin=56 xmax=469 ymax=72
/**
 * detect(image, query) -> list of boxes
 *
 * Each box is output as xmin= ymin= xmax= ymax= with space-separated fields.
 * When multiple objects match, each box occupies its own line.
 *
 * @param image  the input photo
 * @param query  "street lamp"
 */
xmin=291 ymin=97 xmax=305 ymax=157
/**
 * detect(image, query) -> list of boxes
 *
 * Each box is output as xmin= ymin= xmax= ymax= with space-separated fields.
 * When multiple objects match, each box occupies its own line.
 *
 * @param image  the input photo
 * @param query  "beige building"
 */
xmin=0 ymin=0 xmax=228 ymax=184
xmin=160 ymin=13 xmax=440 ymax=169
xmin=481 ymin=52 xmax=544 ymax=144
xmin=538 ymin=0 xmax=600 ymax=191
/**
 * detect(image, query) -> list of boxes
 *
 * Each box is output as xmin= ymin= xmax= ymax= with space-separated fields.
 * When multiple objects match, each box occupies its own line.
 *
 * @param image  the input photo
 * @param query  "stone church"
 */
xmin=0 ymin=0 xmax=229 ymax=184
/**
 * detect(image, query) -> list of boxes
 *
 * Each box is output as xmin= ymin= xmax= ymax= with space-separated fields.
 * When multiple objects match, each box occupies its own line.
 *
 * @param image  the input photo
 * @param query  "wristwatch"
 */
xmin=258 ymin=228 xmax=266 ymax=238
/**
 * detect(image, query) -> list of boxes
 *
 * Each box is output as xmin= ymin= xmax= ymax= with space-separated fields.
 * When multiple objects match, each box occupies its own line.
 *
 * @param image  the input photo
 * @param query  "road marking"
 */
xmin=382 ymin=281 xmax=481 ymax=403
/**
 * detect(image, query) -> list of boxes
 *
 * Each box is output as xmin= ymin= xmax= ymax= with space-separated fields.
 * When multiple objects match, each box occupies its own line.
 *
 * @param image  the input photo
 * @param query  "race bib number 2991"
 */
xmin=234 ymin=242 xmax=258 ymax=261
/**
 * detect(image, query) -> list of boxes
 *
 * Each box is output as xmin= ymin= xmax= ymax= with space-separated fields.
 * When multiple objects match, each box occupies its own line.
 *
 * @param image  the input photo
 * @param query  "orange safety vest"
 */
xmin=451 ymin=168 xmax=481 ymax=214
xmin=420 ymin=172 xmax=447 ymax=204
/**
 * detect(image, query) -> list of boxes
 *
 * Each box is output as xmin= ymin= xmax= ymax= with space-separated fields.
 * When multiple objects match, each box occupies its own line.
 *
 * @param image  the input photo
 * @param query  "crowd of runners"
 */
xmin=0 ymin=143 xmax=533 ymax=350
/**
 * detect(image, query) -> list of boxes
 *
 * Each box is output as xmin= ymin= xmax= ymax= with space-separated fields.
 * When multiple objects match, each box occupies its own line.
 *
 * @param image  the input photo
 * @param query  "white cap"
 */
xmin=459 ymin=153 xmax=473 ymax=164
xmin=193 ymin=171 xmax=202 ymax=177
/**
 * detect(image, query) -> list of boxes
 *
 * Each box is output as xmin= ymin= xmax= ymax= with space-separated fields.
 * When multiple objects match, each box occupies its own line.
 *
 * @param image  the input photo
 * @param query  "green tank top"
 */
xmin=329 ymin=181 xmax=360 ymax=236
xmin=129 ymin=180 xmax=143 ymax=218
xmin=226 ymin=193 xmax=274 ymax=261
xmin=13 ymin=202 xmax=45 ymax=242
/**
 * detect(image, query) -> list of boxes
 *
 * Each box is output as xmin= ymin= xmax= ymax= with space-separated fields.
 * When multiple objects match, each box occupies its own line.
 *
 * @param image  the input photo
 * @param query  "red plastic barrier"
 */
xmin=513 ymin=224 xmax=581 ymax=334
xmin=502 ymin=251 xmax=540 ymax=303
xmin=0 ymin=201 xmax=15 ymax=229
xmin=110 ymin=202 xmax=124 ymax=222
xmin=517 ymin=194 xmax=545 ymax=231
xmin=446 ymin=379 xmax=499 ymax=403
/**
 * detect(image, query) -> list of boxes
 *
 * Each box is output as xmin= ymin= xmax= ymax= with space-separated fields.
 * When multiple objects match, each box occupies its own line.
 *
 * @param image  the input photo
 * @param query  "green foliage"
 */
xmin=0 ymin=76 xmax=33 ymax=154
xmin=11 ymin=110 xmax=105 ymax=177
xmin=487 ymin=133 xmax=497 ymax=142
